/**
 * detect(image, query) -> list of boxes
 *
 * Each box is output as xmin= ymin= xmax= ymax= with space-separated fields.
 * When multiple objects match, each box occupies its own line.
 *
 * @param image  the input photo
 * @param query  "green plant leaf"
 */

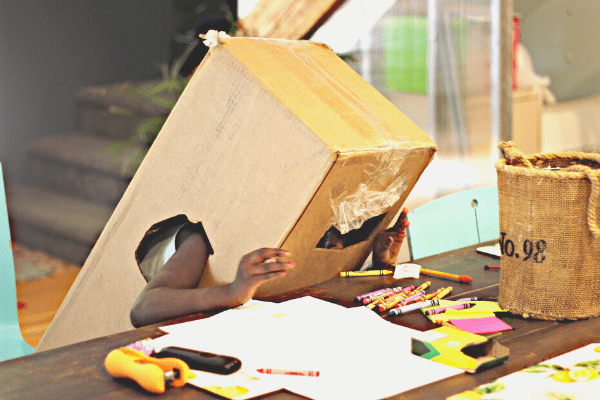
xmin=149 ymin=96 xmax=177 ymax=110
xmin=103 ymin=139 xmax=135 ymax=156
xmin=107 ymin=107 xmax=136 ymax=117
xmin=120 ymin=147 xmax=147 ymax=176
xmin=136 ymin=116 xmax=167 ymax=143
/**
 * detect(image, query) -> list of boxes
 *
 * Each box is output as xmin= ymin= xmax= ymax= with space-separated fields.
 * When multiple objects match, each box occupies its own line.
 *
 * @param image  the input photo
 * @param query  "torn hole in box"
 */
xmin=316 ymin=213 xmax=387 ymax=249
xmin=135 ymin=214 xmax=213 ymax=282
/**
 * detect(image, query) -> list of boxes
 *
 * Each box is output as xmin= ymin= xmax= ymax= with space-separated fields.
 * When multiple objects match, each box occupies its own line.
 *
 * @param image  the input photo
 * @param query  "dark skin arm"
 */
xmin=130 ymin=225 xmax=294 ymax=328
xmin=371 ymin=208 xmax=409 ymax=269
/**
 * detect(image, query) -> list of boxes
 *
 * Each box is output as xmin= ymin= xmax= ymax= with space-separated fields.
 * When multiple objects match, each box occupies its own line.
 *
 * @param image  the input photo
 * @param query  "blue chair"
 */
xmin=0 ymin=163 xmax=35 ymax=361
xmin=406 ymin=186 xmax=499 ymax=260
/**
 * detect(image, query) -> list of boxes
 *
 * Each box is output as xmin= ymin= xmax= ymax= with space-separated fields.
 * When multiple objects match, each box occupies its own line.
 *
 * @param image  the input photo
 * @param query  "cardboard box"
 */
xmin=412 ymin=327 xmax=509 ymax=373
xmin=37 ymin=37 xmax=436 ymax=351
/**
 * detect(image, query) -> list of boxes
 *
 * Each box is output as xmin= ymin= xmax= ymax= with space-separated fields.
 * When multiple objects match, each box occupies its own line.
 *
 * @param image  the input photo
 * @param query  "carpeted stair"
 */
xmin=7 ymin=80 xmax=173 ymax=265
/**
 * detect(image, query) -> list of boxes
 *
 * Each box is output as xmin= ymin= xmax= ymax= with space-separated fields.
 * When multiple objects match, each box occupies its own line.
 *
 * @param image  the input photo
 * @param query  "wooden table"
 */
xmin=3 ymin=242 xmax=600 ymax=400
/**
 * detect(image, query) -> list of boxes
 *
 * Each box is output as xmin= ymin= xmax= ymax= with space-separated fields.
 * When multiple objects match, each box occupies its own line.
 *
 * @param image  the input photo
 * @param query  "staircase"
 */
xmin=7 ymin=80 xmax=175 ymax=265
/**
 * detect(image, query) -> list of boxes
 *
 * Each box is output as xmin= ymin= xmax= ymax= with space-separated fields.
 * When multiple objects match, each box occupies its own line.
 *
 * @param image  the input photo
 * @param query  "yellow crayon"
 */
xmin=413 ymin=281 xmax=431 ymax=293
xmin=433 ymin=286 xmax=453 ymax=300
xmin=378 ymin=297 xmax=404 ymax=312
xmin=340 ymin=270 xmax=393 ymax=277
xmin=424 ymin=288 xmax=444 ymax=300
xmin=379 ymin=290 xmax=424 ymax=312
xmin=365 ymin=296 xmax=388 ymax=309
xmin=366 ymin=292 xmax=403 ymax=309
xmin=377 ymin=292 xmax=411 ymax=312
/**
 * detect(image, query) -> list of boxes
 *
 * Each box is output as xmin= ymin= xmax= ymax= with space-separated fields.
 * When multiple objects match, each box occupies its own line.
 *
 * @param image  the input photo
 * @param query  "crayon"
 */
xmin=388 ymin=299 xmax=439 ymax=316
xmin=355 ymin=288 xmax=390 ymax=302
xmin=398 ymin=290 xmax=430 ymax=306
xmin=426 ymin=302 xmax=474 ymax=315
xmin=375 ymin=291 xmax=409 ymax=308
xmin=340 ymin=270 xmax=393 ymax=277
xmin=357 ymin=288 xmax=392 ymax=303
xmin=380 ymin=291 xmax=425 ymax=312
xmin=413 ymin=281 xmax=431 ymax=293
xmin=376 ymin=292 xmax=411 ymax=312
xmin=366 ymin=291 xmax=404 ymax=309
xmin=362 ymin=285 xmax=411 ymax=304
xmin=433 ymin=286 xmax=453 ymax=300
xmin=436 ymin=320 xmax=461 ymax=329
xmin=454 ymin=297 xmax=478 ymax=302
xmin=257 ymin=368 xmax=320 ymax=377
xmin=423 ymin=288 xmax=445 ymax=300
xmin=484 ymin=265 xmax=501 ymax=269
xmin=418 ymin=268 xmax=472 ymax=283
xmin=402 ymin=295 xmax=426 ymax=306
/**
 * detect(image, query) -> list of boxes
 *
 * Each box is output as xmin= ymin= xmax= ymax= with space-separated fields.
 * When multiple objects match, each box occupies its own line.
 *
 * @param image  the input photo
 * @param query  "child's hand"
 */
xmin=228 ymin=248 xmax=294 ymax=305
xmin=372 ymin=208 xmax=409 ymax=269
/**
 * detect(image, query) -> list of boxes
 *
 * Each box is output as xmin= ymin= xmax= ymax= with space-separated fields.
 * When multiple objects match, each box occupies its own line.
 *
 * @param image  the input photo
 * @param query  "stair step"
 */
xmin=75 ymin=79 xmax=180 ymax=140
xmin=28 ymin=133 xmax=142 ymax=206
xmin=75 ymin=80 xmax=176 ymax=116
xmin=7 ymin=185 xmax=113 ymax=265
xmin=80 ymin=105 xmax=149 ymax=140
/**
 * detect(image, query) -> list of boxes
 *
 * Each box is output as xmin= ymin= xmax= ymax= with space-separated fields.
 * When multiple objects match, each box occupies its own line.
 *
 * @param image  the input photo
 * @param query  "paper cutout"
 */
xmin=394 ymin=263 xmax=421 ymax=279
xmin=449 ymin=316 xmax=513 ymax=335
xmin=476 ymin=243 xmax=501 ymax=258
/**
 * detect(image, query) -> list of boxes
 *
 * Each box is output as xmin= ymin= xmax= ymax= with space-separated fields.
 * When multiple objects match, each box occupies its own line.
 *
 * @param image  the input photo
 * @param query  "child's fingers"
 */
xmin=243 ymin=248 xmax=290 ymax=265
xmin=391 ymin=208 xmax=409 ymax=229
xmin=252 ymin=269 xmax=287 ymax=284
xmin=248 ymin=260 xmax=295 ymax=276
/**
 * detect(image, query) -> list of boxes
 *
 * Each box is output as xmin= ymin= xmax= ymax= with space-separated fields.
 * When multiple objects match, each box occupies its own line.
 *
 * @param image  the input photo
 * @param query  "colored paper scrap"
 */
xmin=393 ymin=263 xmax=421 ymax=279
xmin=449 ymin=316 xmax=513 ymax=335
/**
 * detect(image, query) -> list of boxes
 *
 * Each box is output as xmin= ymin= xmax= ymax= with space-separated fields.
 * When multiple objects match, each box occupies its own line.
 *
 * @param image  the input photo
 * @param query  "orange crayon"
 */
xmin=418 ymin=268 xmax=472 ymax=283
xmin=424 ymin=288 xmax=445 ymax=300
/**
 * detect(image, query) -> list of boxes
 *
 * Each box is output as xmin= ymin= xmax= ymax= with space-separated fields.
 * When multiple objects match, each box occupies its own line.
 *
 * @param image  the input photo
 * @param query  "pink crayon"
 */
xmin=355 ymin=288 xmax=390 ymax=302
xmin=426 ymin=302 xmax=474 ymax=315
xmin=362 ymin=285 xmax=414 ymax=304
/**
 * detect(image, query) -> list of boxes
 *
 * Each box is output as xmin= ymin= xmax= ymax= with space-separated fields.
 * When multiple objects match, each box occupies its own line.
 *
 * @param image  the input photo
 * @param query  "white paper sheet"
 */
xmin=155 ymin=297 xmax=463 ymax=400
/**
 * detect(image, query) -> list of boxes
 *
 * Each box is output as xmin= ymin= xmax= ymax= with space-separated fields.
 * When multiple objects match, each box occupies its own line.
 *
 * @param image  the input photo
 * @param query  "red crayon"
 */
xmin=257 ymin=368 xmax=320 ymax=377
xmin=484 ymin=265 xmax=501 ymax=269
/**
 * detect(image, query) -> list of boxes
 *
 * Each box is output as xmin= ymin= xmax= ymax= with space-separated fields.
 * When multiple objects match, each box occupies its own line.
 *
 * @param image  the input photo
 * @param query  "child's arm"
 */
xmin=371 ymin=208 xmax=409 ymax=269
xmin=130 ymin=226 xmax=294 ymax=327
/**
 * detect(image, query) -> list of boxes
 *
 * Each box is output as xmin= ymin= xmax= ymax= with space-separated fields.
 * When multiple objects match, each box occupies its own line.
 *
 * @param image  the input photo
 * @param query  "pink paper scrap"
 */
xmin=449 ymin=316 xmax=513 ymax=335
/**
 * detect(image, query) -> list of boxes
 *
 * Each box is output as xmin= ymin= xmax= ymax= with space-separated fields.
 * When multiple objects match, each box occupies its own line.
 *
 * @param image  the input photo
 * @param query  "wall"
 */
xmin=0 ymin=1 xmax=179 ymax=186
xmin=515 ymin=0 xmax=600 ymax=103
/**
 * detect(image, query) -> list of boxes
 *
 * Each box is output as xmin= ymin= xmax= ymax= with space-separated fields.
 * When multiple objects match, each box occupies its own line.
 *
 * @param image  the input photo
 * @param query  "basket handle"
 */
xmin=498 ymin=141 xmax=533 ymax=168
xmin=498 ymin=141 xmax=600 ymax=238
xmin=565 ymin=164 xmax=600 ymax=238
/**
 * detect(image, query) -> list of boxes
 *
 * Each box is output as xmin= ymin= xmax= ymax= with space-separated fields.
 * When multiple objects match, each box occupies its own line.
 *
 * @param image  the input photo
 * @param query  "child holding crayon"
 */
xmin=129 ymin=209 xmax=409 ymax=327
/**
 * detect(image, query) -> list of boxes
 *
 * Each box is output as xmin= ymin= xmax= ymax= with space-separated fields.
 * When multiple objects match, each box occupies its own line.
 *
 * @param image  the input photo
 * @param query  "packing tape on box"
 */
xmin=331 ymin=148 xmax=410 ymax=234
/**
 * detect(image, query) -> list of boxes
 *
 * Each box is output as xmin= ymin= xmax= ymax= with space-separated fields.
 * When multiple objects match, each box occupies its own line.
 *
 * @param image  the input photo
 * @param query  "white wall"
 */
xmin=515 ymin=0 xmax=600 ymax=103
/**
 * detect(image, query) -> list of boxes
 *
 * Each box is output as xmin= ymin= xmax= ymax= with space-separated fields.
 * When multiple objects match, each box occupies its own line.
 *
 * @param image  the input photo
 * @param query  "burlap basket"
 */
xmin=496 ymin=141 xmax=600 ymax=320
